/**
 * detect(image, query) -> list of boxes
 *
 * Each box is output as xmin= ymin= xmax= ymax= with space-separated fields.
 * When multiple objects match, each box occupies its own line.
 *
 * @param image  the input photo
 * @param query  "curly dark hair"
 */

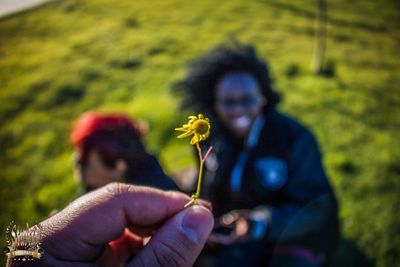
xmin=171 ymin=43 xmax=280 ymax=116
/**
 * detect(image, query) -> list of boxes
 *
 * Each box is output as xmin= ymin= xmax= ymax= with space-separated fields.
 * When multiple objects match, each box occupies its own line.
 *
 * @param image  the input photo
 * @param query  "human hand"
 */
xmin=209 ymin=207 xmax=270 ymax=245
xmin=8 ymin=183 xmax=213 ymax=267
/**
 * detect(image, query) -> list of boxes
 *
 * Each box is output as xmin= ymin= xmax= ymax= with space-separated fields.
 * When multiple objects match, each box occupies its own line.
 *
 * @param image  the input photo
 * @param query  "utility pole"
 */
xmin=311 ymin=0 xmax=327 ymax=74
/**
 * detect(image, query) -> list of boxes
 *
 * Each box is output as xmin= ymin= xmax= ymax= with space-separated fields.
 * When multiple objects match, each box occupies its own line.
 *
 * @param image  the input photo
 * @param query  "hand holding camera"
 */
xmin=209 ymin=206 xmax=271 ymax=245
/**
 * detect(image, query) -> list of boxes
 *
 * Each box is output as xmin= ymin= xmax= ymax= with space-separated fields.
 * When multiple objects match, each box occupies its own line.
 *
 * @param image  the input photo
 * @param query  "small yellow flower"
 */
xmin=175 ymin=114 xmax=211 ymax=145
xmin=175 ymin=114 xmax=213 ymax=207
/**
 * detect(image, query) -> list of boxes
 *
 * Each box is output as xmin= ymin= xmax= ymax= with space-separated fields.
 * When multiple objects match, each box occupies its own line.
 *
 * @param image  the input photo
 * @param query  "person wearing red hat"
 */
xmin=70 ymin=112 xmax=178 ymax=192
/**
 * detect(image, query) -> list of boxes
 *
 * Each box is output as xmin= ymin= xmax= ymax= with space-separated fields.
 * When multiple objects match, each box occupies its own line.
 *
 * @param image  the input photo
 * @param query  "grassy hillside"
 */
xmin=1 ymin=0 xmax=399 ymax=266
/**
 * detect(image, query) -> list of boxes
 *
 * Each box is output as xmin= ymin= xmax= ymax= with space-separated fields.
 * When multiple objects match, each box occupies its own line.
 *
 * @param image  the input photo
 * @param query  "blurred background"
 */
xmin=0 ymin=0 xmax=399 ymax=266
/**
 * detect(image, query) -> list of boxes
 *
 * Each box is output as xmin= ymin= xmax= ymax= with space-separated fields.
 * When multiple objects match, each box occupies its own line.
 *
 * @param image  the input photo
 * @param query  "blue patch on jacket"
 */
xmin=255 ymin=157 xmax=288 ymax=190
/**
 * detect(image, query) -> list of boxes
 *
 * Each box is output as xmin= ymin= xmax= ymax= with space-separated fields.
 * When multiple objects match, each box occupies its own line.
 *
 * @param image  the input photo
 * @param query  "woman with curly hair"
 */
xmin=172 ymin=43 xmax=339 ymax=267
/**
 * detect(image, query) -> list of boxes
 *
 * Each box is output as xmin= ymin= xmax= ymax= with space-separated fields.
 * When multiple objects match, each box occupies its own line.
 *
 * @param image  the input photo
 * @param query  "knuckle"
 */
xmin=105 ymin=182 xmax=132 ymax=197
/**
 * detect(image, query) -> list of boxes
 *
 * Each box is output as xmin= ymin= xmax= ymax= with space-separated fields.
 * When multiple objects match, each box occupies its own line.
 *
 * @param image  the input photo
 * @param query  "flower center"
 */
xmin=193 ymin=119 xmax=209 ymax=135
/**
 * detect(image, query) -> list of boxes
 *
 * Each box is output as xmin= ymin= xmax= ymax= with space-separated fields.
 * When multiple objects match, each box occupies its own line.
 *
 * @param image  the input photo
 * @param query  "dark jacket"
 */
xmin=203 ymin=110 xmax=338 ymax=264
xmin=128 ymin=154 xmax=179 ymax=191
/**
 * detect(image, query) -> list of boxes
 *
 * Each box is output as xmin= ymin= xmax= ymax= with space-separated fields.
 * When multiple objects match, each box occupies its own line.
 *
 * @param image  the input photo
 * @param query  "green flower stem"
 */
xmin=193 ymin=142 xmax=204 ymax=199
xmin=185 ymin=145 xmax=213 ymax=207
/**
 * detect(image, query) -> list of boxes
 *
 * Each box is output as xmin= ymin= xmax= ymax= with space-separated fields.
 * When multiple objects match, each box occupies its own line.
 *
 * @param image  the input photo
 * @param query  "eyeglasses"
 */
xmin=216 ymin=96 xmax=265 ymax=109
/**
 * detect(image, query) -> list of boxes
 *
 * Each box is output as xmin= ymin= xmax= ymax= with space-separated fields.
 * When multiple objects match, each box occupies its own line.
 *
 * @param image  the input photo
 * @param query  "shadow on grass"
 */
xmin=330 ymin=237 xmax=374 ymax=267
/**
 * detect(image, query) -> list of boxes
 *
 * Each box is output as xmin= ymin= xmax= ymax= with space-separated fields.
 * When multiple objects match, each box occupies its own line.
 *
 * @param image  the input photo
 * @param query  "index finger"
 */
xmin=41 ymin=183 xmax=192 ymax=262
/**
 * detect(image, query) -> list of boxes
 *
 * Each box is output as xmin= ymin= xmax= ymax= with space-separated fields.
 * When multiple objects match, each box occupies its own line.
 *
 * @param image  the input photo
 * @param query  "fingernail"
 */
xmin=181 ymin=205 xmax=214 ymax=244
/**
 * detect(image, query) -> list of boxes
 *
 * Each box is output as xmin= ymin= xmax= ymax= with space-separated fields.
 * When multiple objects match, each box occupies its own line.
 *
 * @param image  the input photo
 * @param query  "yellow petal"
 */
xmin=178 ymin=131 xmax=194 ymax=139
xmin=190 ymin=134 xmax=200 ymax=144
xmin=175 ymin=126 xmax=190 ymax=131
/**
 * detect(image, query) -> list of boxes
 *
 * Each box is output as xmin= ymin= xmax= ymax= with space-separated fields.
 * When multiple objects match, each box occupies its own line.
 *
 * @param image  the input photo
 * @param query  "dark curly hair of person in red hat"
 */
xmin=70 ymin=112 xmax=178 ymax=192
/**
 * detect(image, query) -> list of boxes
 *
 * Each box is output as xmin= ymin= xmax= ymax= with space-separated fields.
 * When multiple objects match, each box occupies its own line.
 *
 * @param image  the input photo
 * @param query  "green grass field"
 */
xmin=1 ymin=0 xmax=399 ymax=266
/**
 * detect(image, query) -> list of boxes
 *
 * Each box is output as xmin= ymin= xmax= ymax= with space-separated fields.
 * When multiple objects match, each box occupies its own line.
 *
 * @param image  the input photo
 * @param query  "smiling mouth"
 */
xmin=232 ymin=116 xmax=251 ymax=130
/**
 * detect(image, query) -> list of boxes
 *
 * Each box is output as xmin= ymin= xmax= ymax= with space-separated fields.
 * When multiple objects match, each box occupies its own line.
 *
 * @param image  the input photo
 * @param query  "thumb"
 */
xmin=129 ymin=205 xmax=214 ymax=267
